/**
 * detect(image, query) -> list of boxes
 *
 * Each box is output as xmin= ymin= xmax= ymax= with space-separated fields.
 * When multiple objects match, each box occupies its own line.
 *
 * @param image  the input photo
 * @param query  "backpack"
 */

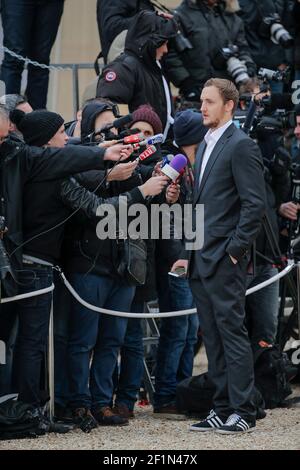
xmin=176 ymin=372 xmax=266 ymax=419
xmin=0 ymin=398 xmax=46 ymax=440
xmin=254 ymin=345 xmax=297 ymax=409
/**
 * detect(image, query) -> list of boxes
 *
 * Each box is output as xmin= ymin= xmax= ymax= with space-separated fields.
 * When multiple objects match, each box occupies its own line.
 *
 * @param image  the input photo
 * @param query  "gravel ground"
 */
xmin=0 ymin=401 xmax=300 ymax=451
xmin=1 ymin=350 xmax=299 ymax=451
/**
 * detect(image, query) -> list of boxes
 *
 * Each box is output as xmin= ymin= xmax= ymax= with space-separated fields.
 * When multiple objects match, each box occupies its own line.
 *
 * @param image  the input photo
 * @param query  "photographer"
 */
xmin=96 ymin=10 xmax=177 ymax=139
xmin=238 ymin=0 xmax=295 ymax=93
xmin=164 ymin=0 xmax=256 ymax=101
xmin=237 ymin=82 xmax=292 ymax=349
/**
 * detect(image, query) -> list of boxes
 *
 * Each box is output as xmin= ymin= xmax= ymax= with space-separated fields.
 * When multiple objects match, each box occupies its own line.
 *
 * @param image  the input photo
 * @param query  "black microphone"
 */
xmin=89 ymin=113 xmax=134 ymax=140
xmin=101 ymin=113 xmax=133 ymax=132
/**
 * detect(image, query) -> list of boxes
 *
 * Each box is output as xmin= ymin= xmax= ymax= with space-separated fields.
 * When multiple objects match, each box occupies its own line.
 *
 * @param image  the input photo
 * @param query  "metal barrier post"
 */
xmin=72 ymin=64 xmax=79 ymax=117
xmin=48 ymin=294 xmax=55 ymax=421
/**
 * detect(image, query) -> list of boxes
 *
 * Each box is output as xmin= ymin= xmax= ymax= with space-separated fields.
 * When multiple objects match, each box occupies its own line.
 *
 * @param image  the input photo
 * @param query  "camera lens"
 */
xmin=270 ymin=23 xmax=294 ymax=49
xmin=227 ymin=57 xmax=250 ymax=85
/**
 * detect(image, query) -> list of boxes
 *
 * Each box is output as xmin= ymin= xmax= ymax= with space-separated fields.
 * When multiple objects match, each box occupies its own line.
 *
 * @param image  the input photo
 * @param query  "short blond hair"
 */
xmin=203 ymin=78 xmax=239 ymax=114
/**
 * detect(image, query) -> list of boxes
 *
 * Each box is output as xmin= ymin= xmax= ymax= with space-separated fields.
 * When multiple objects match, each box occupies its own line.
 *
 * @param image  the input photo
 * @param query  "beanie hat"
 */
xmin=131 ymin=105 xmax=163 ymax=135
xmin=173 ymin=110 xmax=207 ymax=147
xmin=10 ymin=109 xmax=64 ymax=146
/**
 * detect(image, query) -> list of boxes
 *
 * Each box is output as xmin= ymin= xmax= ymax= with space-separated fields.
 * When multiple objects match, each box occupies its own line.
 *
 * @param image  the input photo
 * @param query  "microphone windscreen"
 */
xmin=170 ymin=154 xmax=188 ymax=173
xmin=113 ymin=113 xmax=133 ymax=129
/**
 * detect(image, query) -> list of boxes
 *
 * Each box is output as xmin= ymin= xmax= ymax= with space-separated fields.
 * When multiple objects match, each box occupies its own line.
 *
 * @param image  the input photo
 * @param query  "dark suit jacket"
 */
xmin=186 ymin=122 xmax=266 ymax=278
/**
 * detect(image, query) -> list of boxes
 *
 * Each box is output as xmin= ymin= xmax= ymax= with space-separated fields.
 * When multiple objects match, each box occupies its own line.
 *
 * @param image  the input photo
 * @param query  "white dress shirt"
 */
xmin=199 ymin=119 xmax=233 ymax=184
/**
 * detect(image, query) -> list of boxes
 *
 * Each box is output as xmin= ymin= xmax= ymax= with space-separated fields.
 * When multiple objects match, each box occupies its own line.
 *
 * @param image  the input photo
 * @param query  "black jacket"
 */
xmin=97 ymin=10 xmax=177 ymax=132
xmin=65 ymin=178 xmax=146 ymax=281
xmin=96 ymin=0 xmax=154 ymax=62
xmin=164 ymin=0 xmax=255 ymax=92
xmin=22 ymin=176 xmax=147 ymax=266
xmin=0 ymin=137 xmax=106 ymax=296
xmin=238 ymin=0 xmax=295 ymax=69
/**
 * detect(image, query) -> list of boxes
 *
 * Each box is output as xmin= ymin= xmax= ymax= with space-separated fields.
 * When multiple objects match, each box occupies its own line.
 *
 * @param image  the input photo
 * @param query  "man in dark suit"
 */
xmin=172 ymin=78 xmax=266 ymax=434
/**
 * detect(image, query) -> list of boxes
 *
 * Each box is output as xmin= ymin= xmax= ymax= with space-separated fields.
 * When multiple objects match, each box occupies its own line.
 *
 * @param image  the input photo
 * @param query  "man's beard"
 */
xmin=206 ymin=117 xmax=220 ymax=129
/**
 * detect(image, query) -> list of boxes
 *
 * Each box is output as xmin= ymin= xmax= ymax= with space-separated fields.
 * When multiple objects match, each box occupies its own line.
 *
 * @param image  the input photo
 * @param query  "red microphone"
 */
xmin=121 ymin=133 xmax=145 ymax=144
xmin=136 ymin=145 xmax=157 ymax=162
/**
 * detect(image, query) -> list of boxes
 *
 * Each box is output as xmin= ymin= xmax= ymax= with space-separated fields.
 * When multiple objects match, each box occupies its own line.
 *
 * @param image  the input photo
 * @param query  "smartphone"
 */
xmin=168 ymin=267 xmax=187 ymax=278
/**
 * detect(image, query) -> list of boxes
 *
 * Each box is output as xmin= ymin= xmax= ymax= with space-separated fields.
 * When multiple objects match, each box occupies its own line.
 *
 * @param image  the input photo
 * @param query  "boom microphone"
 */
xmin=161 ymin=154 xmax=188 ymax=181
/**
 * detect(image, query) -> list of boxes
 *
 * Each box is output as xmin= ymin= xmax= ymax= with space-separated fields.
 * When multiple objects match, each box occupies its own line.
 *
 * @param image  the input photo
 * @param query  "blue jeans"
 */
xmin=246 ymin=264 xmax=279 ymax=351
xmin=0 ymin=0 xmax=64 ymax=108
xmin=114 ymin=301 xmax=145 ymax=411
xmin=12 ymin=265 xmax=53 ymax=405
xmin=67 ymin=273 xmax=135 ymax=410
xmin=154 ymin=276 xmax=199 ymax=407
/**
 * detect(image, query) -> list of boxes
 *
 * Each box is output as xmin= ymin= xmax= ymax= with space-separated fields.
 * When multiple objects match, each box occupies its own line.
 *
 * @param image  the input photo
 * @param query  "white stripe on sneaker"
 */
xmin=215 ymin=416 xmax=223 ymax=426
xmin=209 ymin=418 xmax=219 ymax=428
xmin=236 ymin=422 xmax=247 ymax=431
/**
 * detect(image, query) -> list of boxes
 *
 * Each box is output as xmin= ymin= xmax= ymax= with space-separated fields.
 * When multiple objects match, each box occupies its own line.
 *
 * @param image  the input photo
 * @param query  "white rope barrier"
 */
xmin=0 ymin=284 xmax=55 ymax=304
xmin=246 ymin=261 xmax=295 ymax=296
xmin=0 ymin=261 xmax=295 ymax=315
xmin=59 ymin=262 xmax=295 ymax=319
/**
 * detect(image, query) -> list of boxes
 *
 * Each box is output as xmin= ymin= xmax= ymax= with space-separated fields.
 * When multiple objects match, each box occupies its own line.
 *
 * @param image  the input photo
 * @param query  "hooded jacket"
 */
xmin=96 ymin=10 xmax=177 ymax=132
xmin=96 ymin=0 xmax=155 ymax=63
xmin=164 ymin=0 xmax=255 ymax=92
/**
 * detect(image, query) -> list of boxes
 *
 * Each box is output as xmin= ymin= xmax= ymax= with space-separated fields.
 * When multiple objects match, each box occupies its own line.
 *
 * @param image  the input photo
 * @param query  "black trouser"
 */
xmin=0 ymin=301 xmax=18 ymax=396
xmin=190 ymin=254 xmax=256 ymax=422
xmin=0 ymin=0 xmax=64 ymax=109
xmin=12 ymin=264 xmax=53 ymax=406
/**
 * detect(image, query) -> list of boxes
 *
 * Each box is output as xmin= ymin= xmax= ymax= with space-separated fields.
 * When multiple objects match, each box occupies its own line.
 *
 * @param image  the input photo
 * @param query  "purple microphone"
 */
xmin=161 ymin=153 xmax=188 ymax=181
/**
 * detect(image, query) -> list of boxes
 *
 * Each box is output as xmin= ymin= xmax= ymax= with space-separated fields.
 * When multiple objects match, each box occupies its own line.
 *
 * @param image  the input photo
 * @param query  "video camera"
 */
xmin=258 ymin=67 xmax=290 ymax=83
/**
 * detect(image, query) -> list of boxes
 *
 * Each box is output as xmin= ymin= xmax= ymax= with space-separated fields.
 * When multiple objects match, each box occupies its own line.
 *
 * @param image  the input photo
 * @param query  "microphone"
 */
xmin=102 ymin=113 xmax=133 ymax=132
xmin=161 ymin=154 xmax=188 ymax=182
xmin=90 ymin=113 xmax=134 ymax=139
xmin=139 ymin=133 xmax=164 ymax=146
xmin=136 ymin=145 xmax=157 ymax=162
xmin=119 ymin=132 xmax=164 ymax=146
xmin=161 ymin=154 xmax=175 ymax=167
xmin=121 ymin=132 xmax=145 ymax=144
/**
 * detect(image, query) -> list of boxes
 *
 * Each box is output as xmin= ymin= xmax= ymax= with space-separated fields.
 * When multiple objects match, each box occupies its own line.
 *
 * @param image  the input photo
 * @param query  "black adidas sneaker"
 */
xmin=216 ymin=413 xmax=255 ymax=434
xmin=190 ymin=410 xmax=226 ymax=432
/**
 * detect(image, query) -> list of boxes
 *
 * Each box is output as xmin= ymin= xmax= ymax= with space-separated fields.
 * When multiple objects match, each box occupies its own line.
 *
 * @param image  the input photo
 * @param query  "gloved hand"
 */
xmin=180 ymin=77 xmax=200 ymax=102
